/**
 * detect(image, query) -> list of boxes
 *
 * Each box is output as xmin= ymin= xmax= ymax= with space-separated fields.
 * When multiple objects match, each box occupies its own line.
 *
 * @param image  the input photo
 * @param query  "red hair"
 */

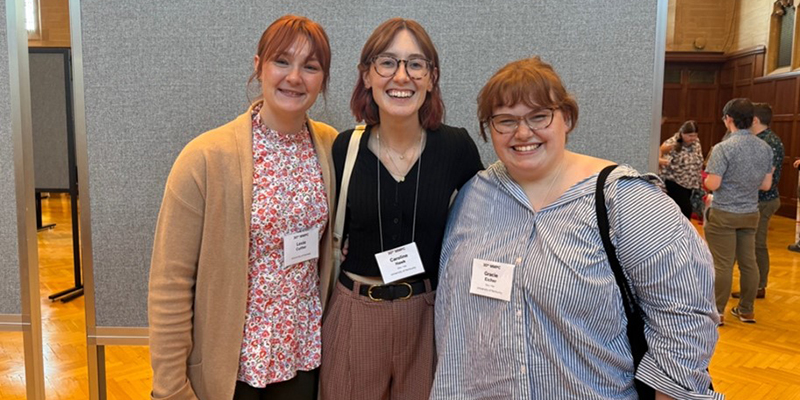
xmin=248 ymin=15 xmax=331 ymax=94
xmin=477 ymin=57 xmax=579 ymax=141
xmin=350 ymin=18 xmax=444 ymax=130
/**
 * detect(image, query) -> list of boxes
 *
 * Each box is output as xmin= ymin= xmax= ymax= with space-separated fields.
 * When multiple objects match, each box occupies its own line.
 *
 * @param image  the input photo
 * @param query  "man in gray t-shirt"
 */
xmin=704 ymin=98 xmax=773 ymax=325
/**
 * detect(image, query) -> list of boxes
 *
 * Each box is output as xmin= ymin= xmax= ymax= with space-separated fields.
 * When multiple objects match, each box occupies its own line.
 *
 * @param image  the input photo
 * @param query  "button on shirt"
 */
xmin=706 ymin=129 xmax=773 ymax=213
xmin=431 ymin=163 xmax=722 ymax=400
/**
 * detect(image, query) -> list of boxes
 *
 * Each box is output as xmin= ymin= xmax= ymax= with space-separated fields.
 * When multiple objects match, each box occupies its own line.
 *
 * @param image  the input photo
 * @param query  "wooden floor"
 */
xmin=1 ymin=193 xmax=799 ymax=399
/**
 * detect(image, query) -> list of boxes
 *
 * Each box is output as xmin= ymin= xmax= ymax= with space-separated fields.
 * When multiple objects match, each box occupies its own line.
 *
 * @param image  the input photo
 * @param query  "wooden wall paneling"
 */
xmin=736 ymin=58 xmax=754 ymax=82
xmin=695 ymin=121 xmax=715 ymax=156
xmin=773 ymin=78 xmax=797 ymax=115
xmin=720 ymin=66 xmax=734 ymax=85
xmin=734 ymin=83 xmax=751 ymax=99
xmin=754 ymin=52 xmax=765 ymax=78
xmin=686 ymin=87 xmax=718 ymax=118
xmin=750 ymin=80 xmax=774 ymax=103
xmin=663 ymin=86 xmax=683 ymax=118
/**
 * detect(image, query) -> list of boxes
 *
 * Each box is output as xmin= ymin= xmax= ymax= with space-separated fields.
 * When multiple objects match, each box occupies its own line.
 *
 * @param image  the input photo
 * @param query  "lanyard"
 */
xmin=376 ymin=129 xmax=424 ymax=252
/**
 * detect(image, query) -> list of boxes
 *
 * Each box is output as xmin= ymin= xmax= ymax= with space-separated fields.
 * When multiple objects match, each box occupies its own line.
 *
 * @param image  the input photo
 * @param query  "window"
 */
xmin=778 ymin=5 xmax=795 ymax=68
xmin=25 ymin=0 xmax=39 ymax=38
xmin=768 ymin=0 xmax=799 ymax=73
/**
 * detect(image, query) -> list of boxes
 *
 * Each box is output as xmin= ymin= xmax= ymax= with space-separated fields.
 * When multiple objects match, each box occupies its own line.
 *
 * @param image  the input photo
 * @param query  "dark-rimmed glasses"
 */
xmin=489 ymin=109 xmax=556 ymax=135
xmin=371 ymin=56 xmax=431 ymax=80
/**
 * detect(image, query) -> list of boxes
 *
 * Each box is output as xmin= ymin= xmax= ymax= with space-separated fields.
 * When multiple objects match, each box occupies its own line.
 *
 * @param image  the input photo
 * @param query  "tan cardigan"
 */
xmin=148 ymin=104 xmax=338 ymax=400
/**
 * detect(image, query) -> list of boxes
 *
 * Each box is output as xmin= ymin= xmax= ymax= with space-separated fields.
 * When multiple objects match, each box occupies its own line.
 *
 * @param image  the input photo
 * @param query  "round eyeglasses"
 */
xmin=371 ymin=56 xmax=431 ymax=80
xmin=489 ymin=109 xmax=556 ymax=135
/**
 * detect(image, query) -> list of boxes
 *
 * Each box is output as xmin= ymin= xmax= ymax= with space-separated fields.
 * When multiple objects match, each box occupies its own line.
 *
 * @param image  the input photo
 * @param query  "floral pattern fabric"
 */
xmin=660 ymin=133 xmax=703 ymax=190
xmin=237 ymin=103 xmax=328 ymax=387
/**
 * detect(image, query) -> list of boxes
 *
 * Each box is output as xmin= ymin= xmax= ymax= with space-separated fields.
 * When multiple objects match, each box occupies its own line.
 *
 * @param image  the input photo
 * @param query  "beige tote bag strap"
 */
xmin=333 ymin=125 xmax=365 ymax=251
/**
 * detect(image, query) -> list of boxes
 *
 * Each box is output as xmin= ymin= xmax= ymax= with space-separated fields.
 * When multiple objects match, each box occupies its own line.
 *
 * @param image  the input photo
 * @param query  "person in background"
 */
xmin=148 ymin=15 xmax=338 ymax=400
xmin=431 ymin=57 xmax=720 ymax=400
xmin=789 ymin=158 xmax=800 ymax=252
xmin=704 ymin=98 xmax=773 ymax=325
xmin=320 ymin=18 xmax=483 ymax=400
xmin=659 ymin=120 xmax=703 ymax=219
xmin=731 ymin=103 xmax=783 ymax=300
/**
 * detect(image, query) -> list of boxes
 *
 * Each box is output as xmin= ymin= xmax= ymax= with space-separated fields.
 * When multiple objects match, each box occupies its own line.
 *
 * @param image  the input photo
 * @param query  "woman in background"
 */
xmin=148 ymin=15 xmax=337 ymax=400
xmin=321 ymin=18 xmax=482 ymax=400
xmin=659 ymin=120 xmax=703 ymax=219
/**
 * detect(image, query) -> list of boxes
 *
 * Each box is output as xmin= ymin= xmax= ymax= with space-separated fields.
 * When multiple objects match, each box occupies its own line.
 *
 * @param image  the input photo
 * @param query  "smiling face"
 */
xmin=362 ymin=29 xmax=434 ymax=124
xmin=491 ymin=103 xmax=569 ymax=182
xmin=255 ymin=38 xmax=324 ymax=128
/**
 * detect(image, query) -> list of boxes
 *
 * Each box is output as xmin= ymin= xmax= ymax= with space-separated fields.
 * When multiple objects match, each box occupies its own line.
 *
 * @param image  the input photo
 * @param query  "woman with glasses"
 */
xmin=320 ymin=18 xmax=483 ymax=400
xmin=148 ymin=15 xmax=337 ymax=400
xmin=658 ymin=120 xmax=703 ymax=219
xmin=430 ymin=57 xmax=721 ymax=399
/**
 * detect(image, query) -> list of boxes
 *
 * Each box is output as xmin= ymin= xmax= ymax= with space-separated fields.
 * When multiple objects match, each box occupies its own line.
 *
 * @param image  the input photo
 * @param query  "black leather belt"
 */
xmin=339 ymin=273 xmax=430 ymax=301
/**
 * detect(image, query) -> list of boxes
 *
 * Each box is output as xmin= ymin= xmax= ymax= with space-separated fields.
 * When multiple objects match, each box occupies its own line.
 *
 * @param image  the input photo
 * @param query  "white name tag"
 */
xmin=374 ymin=242 xmax=426 ymax=284
xmin=283 ymin=228 xmax=319 ymax=267
xmin=470 ymin=258 xmax=515 ymax=302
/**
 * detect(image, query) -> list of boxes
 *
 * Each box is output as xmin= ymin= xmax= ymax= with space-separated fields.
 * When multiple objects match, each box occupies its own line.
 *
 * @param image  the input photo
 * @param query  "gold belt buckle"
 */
xmin=398 ymin=282 xmax=413 ymax=300
xmin=367 ymin=284 xmax=383 ymax=302
xmin=367 ymin=282 xmax=414 ymax=301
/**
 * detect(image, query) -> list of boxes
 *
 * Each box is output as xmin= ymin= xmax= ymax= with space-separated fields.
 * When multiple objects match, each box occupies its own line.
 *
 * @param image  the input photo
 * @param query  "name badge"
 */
xmin=374 ymin=242 xmax=426 ymax=284
xmin=470 ymin=258 xmax=515 ymax=302
xmin=283 ymin=228 xmax=319 ymax=267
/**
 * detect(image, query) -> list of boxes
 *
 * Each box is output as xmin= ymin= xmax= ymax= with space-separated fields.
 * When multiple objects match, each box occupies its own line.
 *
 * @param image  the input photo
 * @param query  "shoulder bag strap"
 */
xmin=333 ymin=125 xmax=365 ymax=249
xmin=595 ymin=164 xmax=655 ymax=399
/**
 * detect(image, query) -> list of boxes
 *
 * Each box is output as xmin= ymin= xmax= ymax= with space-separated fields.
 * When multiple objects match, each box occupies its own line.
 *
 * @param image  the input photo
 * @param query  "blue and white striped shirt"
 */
xmin=431 ymin=162 xmax=723 ymax=400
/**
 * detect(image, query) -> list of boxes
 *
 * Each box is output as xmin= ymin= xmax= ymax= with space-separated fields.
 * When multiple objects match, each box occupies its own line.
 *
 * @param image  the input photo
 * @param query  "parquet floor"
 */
xmin=0 ymin=194 xmax=151 ymax=399
xmin=1 ymin=193 xmax=799 ymax=399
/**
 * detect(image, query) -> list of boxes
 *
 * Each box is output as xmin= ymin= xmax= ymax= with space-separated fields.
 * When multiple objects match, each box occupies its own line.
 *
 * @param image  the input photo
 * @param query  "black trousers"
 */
xmin=665 ymin=179 xmax=693 ymax=220
xmin=233 ymin=369 xmax=319 ymax=400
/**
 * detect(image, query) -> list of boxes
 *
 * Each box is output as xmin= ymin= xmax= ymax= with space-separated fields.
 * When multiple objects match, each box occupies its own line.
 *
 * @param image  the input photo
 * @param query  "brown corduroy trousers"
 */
xmin=320 ymin=280 xmax=436 ymax=400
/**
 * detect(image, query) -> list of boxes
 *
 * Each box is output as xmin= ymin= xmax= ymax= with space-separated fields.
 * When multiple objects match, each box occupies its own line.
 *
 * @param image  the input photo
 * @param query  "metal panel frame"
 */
xmin=68 ymin=1 xmax=149 ymax=399
xmin=649 ymin=0 xmax=669 ymax=173
xmin=5 ymin=0 xmax=45 ymax=397
xmin=0 ymin=313 xmax=25 ymax=331
xmin=66 ymin=2 xmax=113 ymax=399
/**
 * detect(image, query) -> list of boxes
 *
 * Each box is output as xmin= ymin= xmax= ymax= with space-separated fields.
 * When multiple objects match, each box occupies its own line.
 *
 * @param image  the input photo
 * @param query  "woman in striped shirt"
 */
xmin=431 ymin=57 xmax=721 ymax=400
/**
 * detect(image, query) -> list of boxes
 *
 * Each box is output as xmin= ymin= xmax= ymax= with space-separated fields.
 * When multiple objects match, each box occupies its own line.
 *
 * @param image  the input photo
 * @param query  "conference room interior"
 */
xmin=2 ymin=1 xmax=800 ymax=399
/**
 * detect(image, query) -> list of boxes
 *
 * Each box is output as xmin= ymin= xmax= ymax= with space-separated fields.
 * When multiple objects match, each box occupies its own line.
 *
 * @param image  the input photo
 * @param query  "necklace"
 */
xmin=383 ymin=145 xmax=415 ymax=179
xmin=376 ymin=128 xmax=423 ymax=180
xmin=380 ymin=130 xmax=423 ymax=160
xmin=376 ymin=129 xmax=424 ymax=252
xmin=536 ymin=160 xmax=565 ymax=211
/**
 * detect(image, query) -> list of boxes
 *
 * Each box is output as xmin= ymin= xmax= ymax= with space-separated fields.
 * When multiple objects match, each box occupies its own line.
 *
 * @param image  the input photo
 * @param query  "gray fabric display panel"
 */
xmin=81 ymin=1 xmax=662 ymax=327
xmin=1 ymin=2 xmax=22 ymax=314
xmin=30 ymin=50 xmax=70 ymax=191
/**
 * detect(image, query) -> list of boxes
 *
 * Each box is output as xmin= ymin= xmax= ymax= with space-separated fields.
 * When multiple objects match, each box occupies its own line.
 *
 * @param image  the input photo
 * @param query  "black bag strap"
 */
xmin=595 ymin=165 xmax=655 ymax=399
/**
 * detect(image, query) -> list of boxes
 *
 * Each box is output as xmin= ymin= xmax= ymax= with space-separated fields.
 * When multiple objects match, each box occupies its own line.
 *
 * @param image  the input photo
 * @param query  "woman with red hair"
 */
xmin=148 ymin=15 xmax=337 ymax=400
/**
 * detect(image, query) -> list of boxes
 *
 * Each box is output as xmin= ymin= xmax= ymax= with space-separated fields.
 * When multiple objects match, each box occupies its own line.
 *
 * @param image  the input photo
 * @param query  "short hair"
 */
xmin=679 ymin=120 xmax=698 ymax=134
xmin=248 ymin=15 xmax=331 ymax=96
xmin=753 ymin=102 xmax=773 ymax=126
xmin=350 ymin=18 xmax=444 ymax=130
xmin=722 ymin=98 xmax=754 ymax=130
xmin=476 ymin=57 xmax=579 ymax=141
